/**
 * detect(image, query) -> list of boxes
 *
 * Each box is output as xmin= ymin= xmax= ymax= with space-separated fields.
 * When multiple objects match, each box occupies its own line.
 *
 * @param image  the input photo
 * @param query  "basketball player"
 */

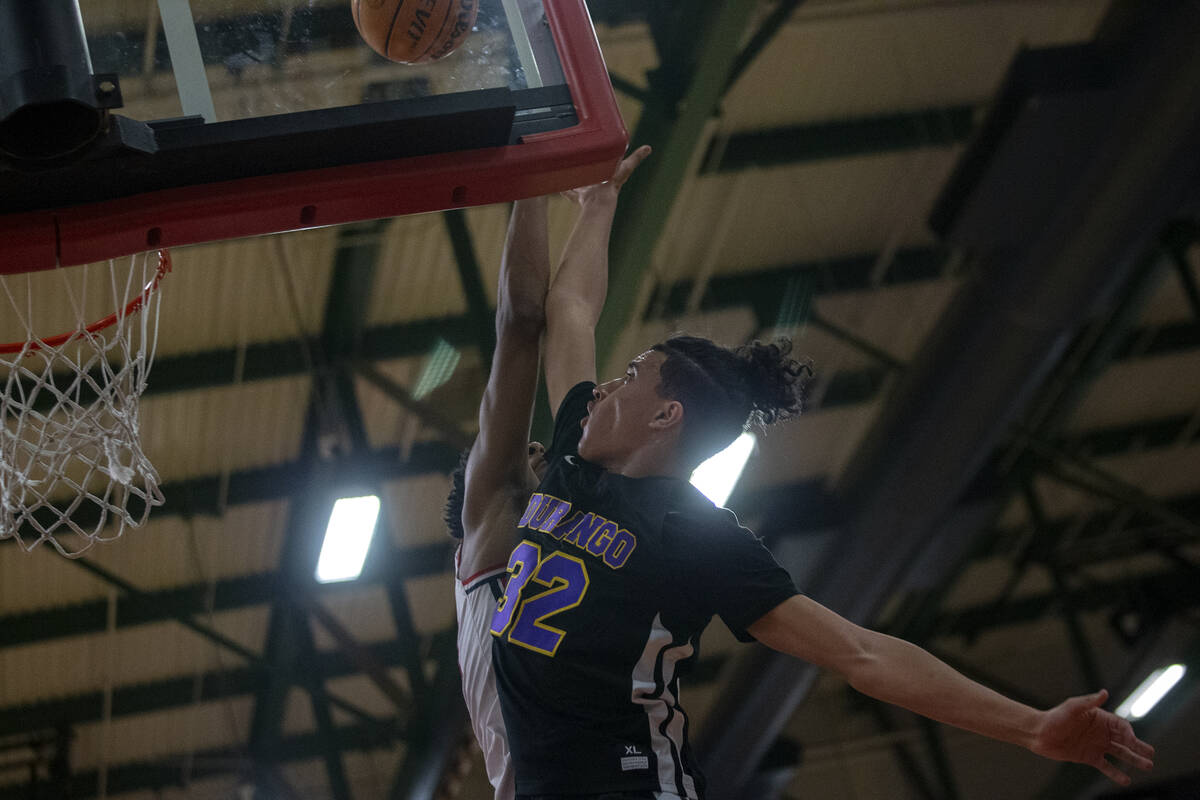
xmin=448 ymin=194 xmax=552 ymax=800
xmin=449 ymin=148 xmax=653 ymax=794
xmin=487 ymin=154 xmax=1156 ymax=797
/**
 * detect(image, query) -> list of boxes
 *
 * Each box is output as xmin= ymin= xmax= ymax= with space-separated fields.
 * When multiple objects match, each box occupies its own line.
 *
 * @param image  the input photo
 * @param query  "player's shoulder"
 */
xmin=664 ymin=484 xmax=750 ymax=540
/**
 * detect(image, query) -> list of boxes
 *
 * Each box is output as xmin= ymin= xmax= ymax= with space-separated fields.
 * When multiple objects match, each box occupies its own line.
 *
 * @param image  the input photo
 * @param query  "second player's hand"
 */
xmin=562 ymin=145 xmax=652 ymax=206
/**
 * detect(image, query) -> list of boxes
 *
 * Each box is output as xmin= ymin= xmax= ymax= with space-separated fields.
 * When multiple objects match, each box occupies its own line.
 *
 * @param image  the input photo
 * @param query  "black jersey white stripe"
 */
xmin=631 ymin=614 xmax=700 ymax=799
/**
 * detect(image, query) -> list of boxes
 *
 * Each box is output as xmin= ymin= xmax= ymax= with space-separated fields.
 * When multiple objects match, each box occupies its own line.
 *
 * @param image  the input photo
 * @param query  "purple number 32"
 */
xmin=489 ymin=540 xmax=590 ymax=656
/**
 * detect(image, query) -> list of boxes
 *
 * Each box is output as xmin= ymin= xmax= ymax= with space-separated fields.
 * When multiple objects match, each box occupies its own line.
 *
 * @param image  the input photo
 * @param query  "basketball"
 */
xmin=352 ymin=0 xmax=478 ymax=64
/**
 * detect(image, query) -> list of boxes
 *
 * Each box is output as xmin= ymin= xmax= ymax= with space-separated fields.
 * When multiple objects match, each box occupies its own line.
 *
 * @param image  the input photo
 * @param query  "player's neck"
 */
xmin=602 ymin=442 xmax=691 ymax=481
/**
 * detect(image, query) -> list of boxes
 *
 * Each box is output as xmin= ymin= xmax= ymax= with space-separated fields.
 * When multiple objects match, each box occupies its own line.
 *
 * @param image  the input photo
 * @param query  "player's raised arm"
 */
xmin=459 ymin=196 xmax=550 ymax=576
xmin=544 ymin=145 xmax=651 ymax=414
xmin=747 ymin=595 xmax=1156 ymax=786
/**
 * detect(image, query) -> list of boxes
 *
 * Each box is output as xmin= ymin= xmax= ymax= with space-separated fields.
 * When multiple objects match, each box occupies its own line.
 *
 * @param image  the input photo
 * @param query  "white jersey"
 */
xmin=455 ymin=550 xmax=515 ymax=800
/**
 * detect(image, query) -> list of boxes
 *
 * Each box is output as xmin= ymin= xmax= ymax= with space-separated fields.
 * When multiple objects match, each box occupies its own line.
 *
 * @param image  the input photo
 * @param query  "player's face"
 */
xmin=527 ymin=441 xmax=547 ymax=485
xmin=578 ymin=350 xmax=668 ymax=466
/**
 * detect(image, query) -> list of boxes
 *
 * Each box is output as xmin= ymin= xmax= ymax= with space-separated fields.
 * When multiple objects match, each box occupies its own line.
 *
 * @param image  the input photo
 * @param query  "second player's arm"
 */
xmin=747 ymin=595 xmax=1154 ymax=786
xmin=544 ymin=145 xmax=651 ymax=414
xmin=460 ymin=197 xmax=549 ymax=576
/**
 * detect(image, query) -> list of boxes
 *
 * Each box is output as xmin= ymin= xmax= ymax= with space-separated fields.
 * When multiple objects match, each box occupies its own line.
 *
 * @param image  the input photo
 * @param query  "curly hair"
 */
xmin=651 ymin=335 xmax=812 ymax=464
xmin=443 ymin=447 xmax=471 ymax=540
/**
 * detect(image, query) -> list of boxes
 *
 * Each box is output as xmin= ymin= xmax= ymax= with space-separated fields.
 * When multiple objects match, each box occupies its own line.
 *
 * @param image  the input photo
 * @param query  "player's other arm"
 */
xmin=544 ymin=145 xmax=651 ymax=414
xmin=460 ymin=197 xmax=549 ymax=576
xmin=747 ymin=596 xmax=1156 ymax=786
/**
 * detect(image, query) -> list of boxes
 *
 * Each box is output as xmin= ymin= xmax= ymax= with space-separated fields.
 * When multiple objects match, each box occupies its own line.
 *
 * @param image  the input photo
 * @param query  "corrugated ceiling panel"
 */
xmin=743 ymin=403 xmax=882 ymax=489
xmin=602 ymin=307 xmax=761 ymax=381
xmin=281 ymin=685 xmax=316 ymax=738
xmin=463 ymin=204 xmax=512 ymax=309
xmin=814 ymin=278 xmax=961 ymax=364
xmin=103 ymin=776 xmax=244 ymax=800
xmin=71 ymin=697 xmax=254 ymax=773
xmin=309 ymin=585 xmax=399 ymax=651
xmin=139 ymin=376 xmax=311 ymax=481
xmin=724 ymin=0 xmax=1109 ymax=130
xmin=154 ymin=229 xmax=338 ymax=358
xmin=1067 ymin=351 xmax=1200 ymax=431
xmin=325 ymin=671 xmax=412 ymax=727
xmin=0 ymin=608 xmax=267 ymax=706
xmin=1137 ymin=243 xmax=1200 ymax=326
xmin=0 ymin=545 xmax=109 ymax=616
xmin=384 ymin=474 xmax=462 ymax=549
xmin=402 ymin=572 xmax=456 ymax=636
xmin=280 ymin=758 xmax=332 ymax=799
xmin=593 ymin=21 xmax=654 ymax=134
xmin=367 ymin=214 xmax=467 ymax=326
xmin=341 ymin=746 xmax=409 ymax=799
xmin=664 ymin=150 xmax=958 ymax=285
xmin=91 ymin=501 xmax=288 ymax=589
xmin=355 ymin=353 xmax=485 ymax=451
xmin=0 ymin=501 xmax=286 ymax=615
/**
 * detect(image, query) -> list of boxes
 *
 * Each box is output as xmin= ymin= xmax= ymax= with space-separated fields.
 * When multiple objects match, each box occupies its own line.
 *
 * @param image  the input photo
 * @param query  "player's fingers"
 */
xmin=613 ymin=145 xmax=651 ymax=185
xmin=1109 ymin=741 xmax=1154 ymax=771
xmin=1130 ymin=737 xmax=1156 ymax=759
xmin=1114 ymin=731 xmax=1156 ymax=766
xmin=1093 ymin=757 xmax=1131 ymax=787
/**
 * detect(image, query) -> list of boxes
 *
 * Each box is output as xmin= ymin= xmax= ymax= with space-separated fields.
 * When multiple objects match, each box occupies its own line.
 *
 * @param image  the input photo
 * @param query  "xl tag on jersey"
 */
xmin=619 ymin=744 xmax=649 ymax=771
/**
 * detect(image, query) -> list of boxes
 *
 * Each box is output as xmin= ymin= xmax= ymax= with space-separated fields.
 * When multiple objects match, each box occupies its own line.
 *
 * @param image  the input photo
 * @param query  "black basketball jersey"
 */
xmin=490 ymin=381 xmax=799 ymax=796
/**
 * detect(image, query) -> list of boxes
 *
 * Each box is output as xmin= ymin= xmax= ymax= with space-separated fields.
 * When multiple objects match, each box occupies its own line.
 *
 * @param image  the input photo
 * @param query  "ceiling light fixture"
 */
xmin=315 ymin=495 xmax=381 ymax=583
xmin=690 ymin=432 xmax=756 ymax=506
xmin=1114 ymin=664 xmax=1187 ymax=720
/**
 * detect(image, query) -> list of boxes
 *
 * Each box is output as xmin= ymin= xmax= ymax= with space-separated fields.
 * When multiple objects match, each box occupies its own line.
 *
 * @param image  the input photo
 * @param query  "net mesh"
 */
xmin=0 ymin=251 xmax=169 ymax=557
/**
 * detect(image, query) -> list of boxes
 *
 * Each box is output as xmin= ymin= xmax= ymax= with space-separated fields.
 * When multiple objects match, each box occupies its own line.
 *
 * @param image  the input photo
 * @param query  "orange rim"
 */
xmin=0 ymin=250 xmax=172 ymax=355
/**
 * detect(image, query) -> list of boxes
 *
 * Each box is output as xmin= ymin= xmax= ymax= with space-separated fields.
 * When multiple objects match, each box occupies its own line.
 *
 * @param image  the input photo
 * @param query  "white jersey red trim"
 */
xmin=455 ymin=547 xmax=514 ymax=800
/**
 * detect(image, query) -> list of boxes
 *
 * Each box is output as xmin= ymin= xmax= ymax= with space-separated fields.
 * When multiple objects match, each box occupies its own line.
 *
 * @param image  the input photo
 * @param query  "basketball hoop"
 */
xmin=0 ymin=251 xmax=171 ymax=557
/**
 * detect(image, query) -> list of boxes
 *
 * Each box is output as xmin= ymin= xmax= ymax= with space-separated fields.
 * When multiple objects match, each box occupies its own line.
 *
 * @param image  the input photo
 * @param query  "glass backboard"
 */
xmin=0 ymin=0 xmax=626 ymax=273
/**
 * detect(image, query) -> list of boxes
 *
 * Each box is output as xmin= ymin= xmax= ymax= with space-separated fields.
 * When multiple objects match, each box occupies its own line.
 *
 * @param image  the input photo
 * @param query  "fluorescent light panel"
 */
xmin=690 ymin=432 xmax=756 ymax=506
xmin=315 ymin=495 xmax=381 ymax=583
xmin=1115 ymin=664 xmax=1187 ymax=720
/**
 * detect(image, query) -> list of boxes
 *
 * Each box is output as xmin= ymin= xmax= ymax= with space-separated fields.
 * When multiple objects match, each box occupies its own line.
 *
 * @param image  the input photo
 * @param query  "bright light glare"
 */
xmin=315 ymin=495 xmax=381 ymax=583
xmin=690 ymin=433 xmax=756 ymax=506
xmin=1115 ymin=664 xmax=1187 ymax=720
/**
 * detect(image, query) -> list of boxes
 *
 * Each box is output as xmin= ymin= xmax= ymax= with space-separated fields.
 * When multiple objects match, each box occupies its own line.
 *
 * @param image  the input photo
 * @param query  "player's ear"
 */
xmin=650 ymin=400 xmax=683 ymax=430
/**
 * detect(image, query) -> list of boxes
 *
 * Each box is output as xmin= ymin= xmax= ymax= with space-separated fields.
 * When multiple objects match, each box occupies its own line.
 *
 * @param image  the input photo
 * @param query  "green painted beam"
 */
xmin=722 ymin=0 xmax=805 ymax=93
xmin=937 ymin=563 xmax=1200 ymax=639
xmin=0 ymin=640 xmax=415 ymax=738
xmin=700 ymin=106 xmax=977 ymax=172
xmin=443 ymin=209 xmax=496 ymax=372
xmin=248 ymin=223 xmax=386 ymax=794
xmin=3 ymin=416 xmax=1194 ymax=651
xmin=0 ymin=638 xmax=727 ymax=749
xmin=295 ymin=607 xmax=354 ymax=800
xmin=594 ymin=0 xmax=763 ymax=371
xmin=0 ymin=705 xmax=413 ymax=800
xmin=643 ymin=246 xmax=947 ymax=322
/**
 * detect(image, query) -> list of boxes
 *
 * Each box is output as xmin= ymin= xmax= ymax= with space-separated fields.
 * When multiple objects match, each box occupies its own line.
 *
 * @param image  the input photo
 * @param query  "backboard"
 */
xmin=0 ymin=0 xmax=627 ymax=273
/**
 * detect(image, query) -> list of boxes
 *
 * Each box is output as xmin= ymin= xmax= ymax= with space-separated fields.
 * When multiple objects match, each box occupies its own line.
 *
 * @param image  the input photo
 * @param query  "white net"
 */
xmin=0 ymin=251 xmax=169 ymax=557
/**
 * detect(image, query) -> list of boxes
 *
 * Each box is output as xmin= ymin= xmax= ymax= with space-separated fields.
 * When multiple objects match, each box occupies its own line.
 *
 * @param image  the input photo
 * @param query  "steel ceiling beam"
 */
xmin=700 ymin=106 xmax=976 ymax=173
xmin=593 ymin=0 xmax=764 ymax=372
xmin=387 ymin=633 xmax=470 ymax=800
xmin=2 ymin=417 xmax=1194 ymax=652
xmin=0 ymin=639 xmax=414 ymax=738
xmin=4 ymin=548 xmax=1194 ymax=747
xmin=0 ymin=713 xmax=414 ymax=800
xmin=695 ymin=5 xmax=1200 ymax=795
xmin=722 ymin=0 xmax=804 ymax=93
xmin=248 ymin=222 xmax=386 ymax=800
xmin=444 ymin=208 xmax=496 ymax=372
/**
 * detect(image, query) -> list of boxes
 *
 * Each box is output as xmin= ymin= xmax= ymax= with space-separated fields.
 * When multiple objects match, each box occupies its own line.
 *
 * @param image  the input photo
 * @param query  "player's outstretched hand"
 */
xmin=562 ymin=145 xmax=651 ymax=206
xmin=1030 ymin=690 xmax=1155 ymax=785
